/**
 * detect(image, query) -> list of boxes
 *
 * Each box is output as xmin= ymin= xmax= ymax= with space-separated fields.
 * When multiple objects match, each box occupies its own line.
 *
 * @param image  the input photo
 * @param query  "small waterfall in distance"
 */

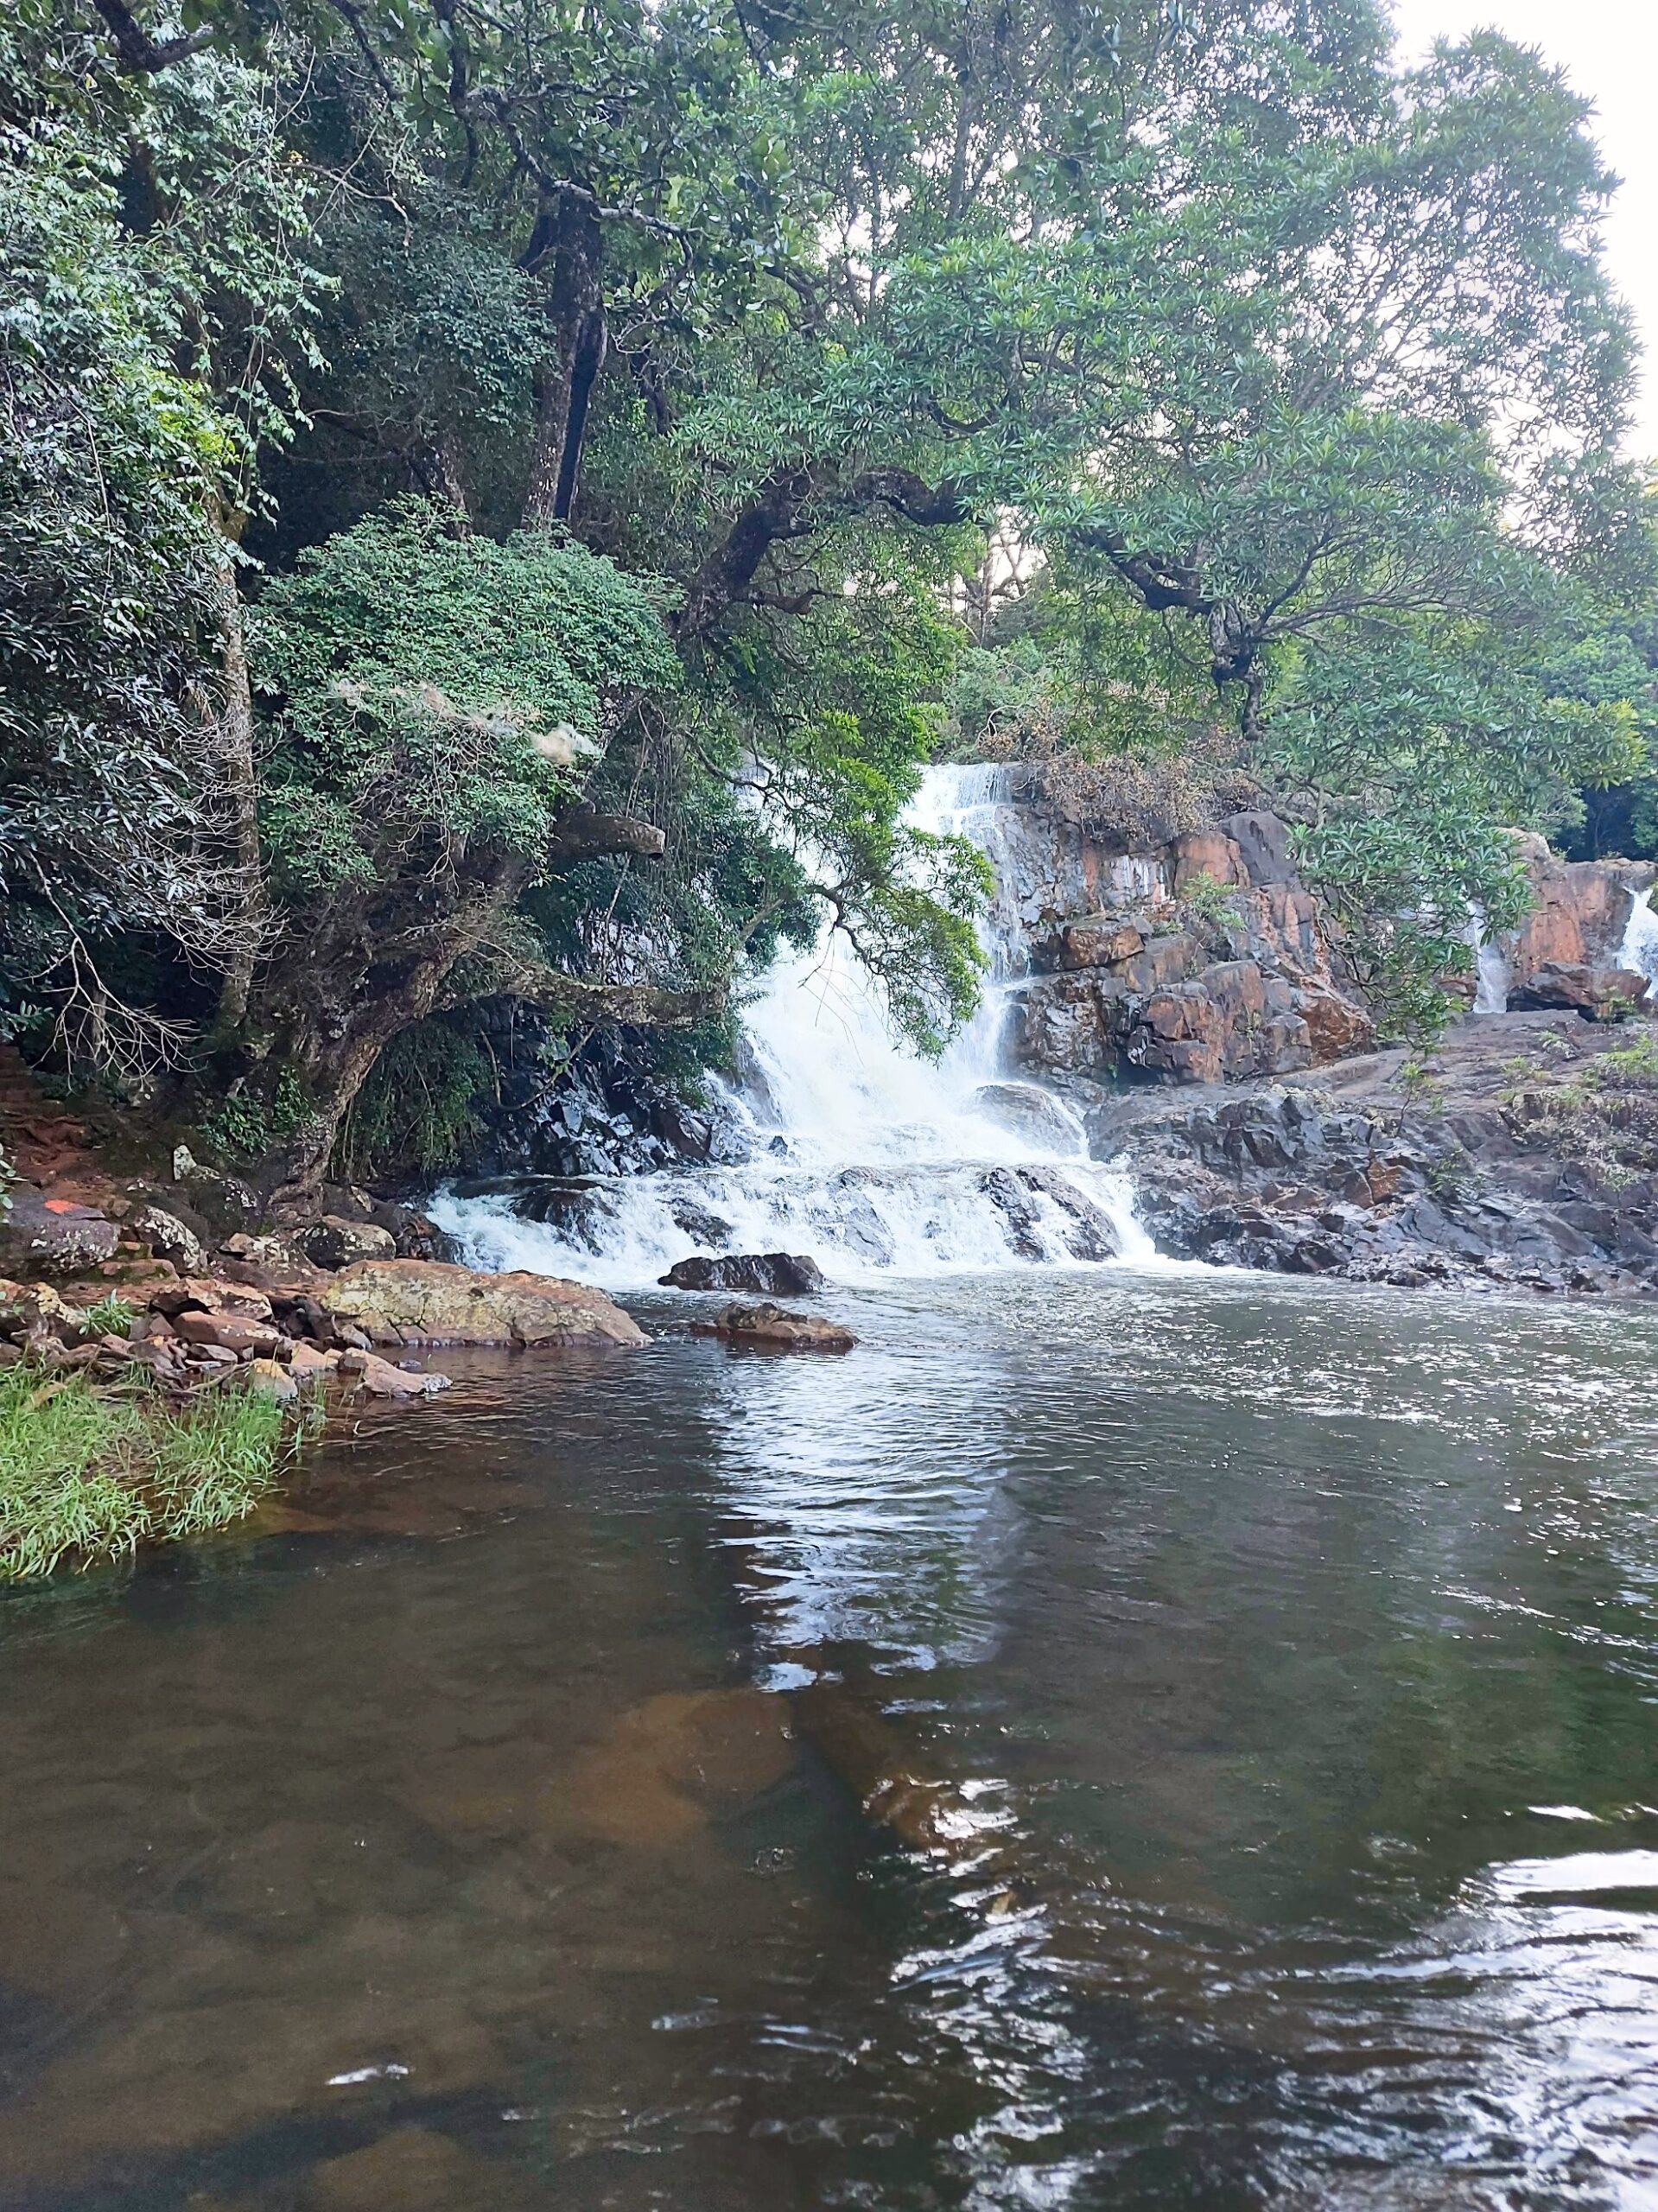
xmin=433 ymin=764 xmax=1158 ymax=1287
xmin=1619 ymin=884 xmax=1658 ymax=988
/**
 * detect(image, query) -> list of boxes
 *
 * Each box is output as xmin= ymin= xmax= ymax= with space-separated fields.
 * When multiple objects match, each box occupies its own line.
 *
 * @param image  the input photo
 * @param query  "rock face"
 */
xmin=1503 ymin=840 xmax=1656 ymax=992
xmin=696 ymin=1300 xmax=856 ymax=1351
xmin=660 ymin=1252 xmax=828 ymax=1295
xmin=1101 ymin=1012 xmax=1658 ymax=1295
xmin=1002 ymin=807 xmax=1372 ymax=1089
xmin=319 ymin=1258 xmax=647 ymax=1348
xmin=1506 ymin=963 xmax=1649 ymax=1020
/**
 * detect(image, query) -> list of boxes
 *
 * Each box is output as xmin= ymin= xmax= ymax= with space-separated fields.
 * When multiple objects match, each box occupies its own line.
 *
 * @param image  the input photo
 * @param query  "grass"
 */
xmin=0 ymin=1365 xmax=313 ymax=1583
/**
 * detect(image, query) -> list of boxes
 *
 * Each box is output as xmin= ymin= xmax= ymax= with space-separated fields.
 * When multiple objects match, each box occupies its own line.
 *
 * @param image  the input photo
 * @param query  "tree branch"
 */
xmin=91 ymin=0 xmax=216 ymax=71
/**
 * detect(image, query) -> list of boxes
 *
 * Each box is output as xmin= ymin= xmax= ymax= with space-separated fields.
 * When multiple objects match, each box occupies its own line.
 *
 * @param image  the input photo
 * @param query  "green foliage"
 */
xmin=199 ymin=1071 xmax=311 ymax=1161
xmin=0 ymin=1364 xmax=299 ymax=1581
xmin=334 ymin=1019 xmax=491 ymax=1183
xmin=0 ymin=13 xmax=325 ymax=1071
xmin=256 ymin=503 xmax=679 ymax=897
xmin=80 ymin=1296 xmax=138 ymax=1338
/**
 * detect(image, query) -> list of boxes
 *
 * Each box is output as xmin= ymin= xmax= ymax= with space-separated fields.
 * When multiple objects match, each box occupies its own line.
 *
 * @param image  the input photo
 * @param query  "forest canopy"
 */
xmin=3 ymin=0 xmax=1655 ymax=1196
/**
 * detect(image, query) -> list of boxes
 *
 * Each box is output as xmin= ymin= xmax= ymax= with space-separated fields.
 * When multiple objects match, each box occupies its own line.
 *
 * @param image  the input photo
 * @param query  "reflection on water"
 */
xmin=1 ymin=1274 xmax=1657 ymax=2209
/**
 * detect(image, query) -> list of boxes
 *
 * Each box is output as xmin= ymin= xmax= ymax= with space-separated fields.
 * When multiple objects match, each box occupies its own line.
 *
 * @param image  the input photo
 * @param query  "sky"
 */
xmin=1388 ymin=0 xmax=1658 ymax=460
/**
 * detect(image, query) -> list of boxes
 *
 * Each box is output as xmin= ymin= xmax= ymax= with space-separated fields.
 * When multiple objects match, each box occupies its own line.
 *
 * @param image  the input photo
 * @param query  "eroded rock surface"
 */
xmin=1004 ymin=808 xmax=1372 ymax=1089
xmin=321 ymin=1258 xmax=646 ymax=1348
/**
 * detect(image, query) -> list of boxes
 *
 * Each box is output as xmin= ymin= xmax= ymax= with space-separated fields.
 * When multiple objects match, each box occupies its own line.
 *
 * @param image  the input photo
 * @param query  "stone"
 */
xmin=287 ymin=1340 xmax=340 ymax=1386
xmin=245 ymin=1358 xmax=298 ymax=1403
xmin=150 ymin=1277 xmax=276 ymax=1325
xmin=295 ymin=1216 xmax=398 ymax=1272
xmin=350 ymin=1351 xmax=452 ymax=1398
xmin=0 ymin=1281 xmax=86 ymax=1345
xmin=128 ymin=1205 xmax=207 ymax=1275
xmin=320 ymin=1259 xmax=646 ymax=1349
xmin=698 ymin=1300 xmax=855 ymax=1351
xmin=0 ymin=1187 xmax=119 ymax=1277
xmin=174 ymin=1311 xmax=281 ymax=1357
xmin=659 ymin=1251 xmax=828 ymax=1296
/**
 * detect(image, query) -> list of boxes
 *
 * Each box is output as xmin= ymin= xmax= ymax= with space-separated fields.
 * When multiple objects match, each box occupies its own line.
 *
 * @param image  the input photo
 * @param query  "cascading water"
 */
xmin=433 ymin=764 xmax=1158 ymax=1287
xmin=1463 ymin=902 xmax=1509 ymax=1014
xmin=1618 ymin=884 xmax=1658 ymax=988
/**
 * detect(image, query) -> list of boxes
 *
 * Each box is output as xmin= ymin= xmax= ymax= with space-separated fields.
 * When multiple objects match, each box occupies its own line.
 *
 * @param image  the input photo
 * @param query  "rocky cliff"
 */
xmin=993 ymin=798 xmax=1372 ymax=1087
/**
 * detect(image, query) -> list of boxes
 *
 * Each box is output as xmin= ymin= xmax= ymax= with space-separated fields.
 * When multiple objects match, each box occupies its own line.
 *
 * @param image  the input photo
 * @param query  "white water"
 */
xmin=434 ymin=765 xmax=1158 ymax=1288
xmin=1465 ymin=904 xmax=1510 ymax=1014
xmin=1618 ymin=884 xmax=1658 ymax=988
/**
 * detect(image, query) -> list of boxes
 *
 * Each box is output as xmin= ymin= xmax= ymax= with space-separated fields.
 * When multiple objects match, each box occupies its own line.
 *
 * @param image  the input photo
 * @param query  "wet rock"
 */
xmin=302 ymin=2126 xmax=535 ymax=2212
xmin=127 ymin=1204 xmax=207 ymax=1275
xmin=660 ymin=1251 xmax=828 ymax=1296
xmin=0 ymin=1188 xmax=119 ymax=1276
xmin=697 ymin=1300 xmax=855 ymax=1351
xmin=667 ymin=1197 xmax=734 ymax=1249
xmin=978 ymin=1169 xmax=1046 ymax=1260
xmin=295 ymin=1216 xmax=399 ymax=1271
xmin=1015 ymin=1166 xmax=1122 ymax=1261
xmin=320 ymin=1258 xmax=646 ymax=1348
xmin=348 ymin=1351 xmax=451 ymax=1398
xmin=970 ymin=1082 xmax=1085 ymax=1153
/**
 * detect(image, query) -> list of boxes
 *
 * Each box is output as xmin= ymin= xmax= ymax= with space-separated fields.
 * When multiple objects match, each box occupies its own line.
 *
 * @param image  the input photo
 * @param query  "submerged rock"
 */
xmin=320 ymin=1258 xmax=646 ymax=1348
xmin=696 ymin=1300 xmax=855 ymax=1351
xmin=660 ymin=1251 xmax=828 ymax=1296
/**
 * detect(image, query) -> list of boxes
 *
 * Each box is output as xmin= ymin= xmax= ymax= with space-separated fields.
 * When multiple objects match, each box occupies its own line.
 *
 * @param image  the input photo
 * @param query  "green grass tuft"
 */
xmin=0 ymin=1366 xmax=312 ymax=1582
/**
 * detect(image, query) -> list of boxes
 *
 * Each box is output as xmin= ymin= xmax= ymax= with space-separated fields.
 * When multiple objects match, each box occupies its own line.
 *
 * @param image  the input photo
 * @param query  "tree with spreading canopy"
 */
xmin=2 ymin=0 xmax=1654 ymax=1200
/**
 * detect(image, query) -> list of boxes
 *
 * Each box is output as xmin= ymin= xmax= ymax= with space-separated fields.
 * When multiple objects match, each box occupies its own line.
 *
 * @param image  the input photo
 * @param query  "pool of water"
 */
xmin=2 ymin=1271 xmax=1657 ymax=2209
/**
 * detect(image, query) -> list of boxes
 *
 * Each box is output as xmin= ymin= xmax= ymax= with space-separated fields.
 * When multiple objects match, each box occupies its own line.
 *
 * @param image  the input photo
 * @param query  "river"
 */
xmin=2 ymin=1274 xmax=1657 ymax=2209
xmin=4 ymin=770 xmax=1658 ymax=2207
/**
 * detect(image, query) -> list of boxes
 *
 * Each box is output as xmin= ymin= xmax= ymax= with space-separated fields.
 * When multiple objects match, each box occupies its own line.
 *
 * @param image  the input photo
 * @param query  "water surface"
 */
xmin=3 ymin=1272 xmax=1657 ymax=2209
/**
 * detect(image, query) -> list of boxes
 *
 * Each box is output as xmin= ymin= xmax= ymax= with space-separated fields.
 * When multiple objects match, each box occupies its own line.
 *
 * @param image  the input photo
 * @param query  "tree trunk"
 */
xmin=521 ymin=201 xmax=607 ymax=531
xmin=206 ymin=511 xmax=264 ymax=1031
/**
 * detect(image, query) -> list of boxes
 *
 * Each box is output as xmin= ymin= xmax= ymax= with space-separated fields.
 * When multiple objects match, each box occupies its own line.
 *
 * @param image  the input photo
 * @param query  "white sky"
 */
xmin=1388 ymin=0 xmax=1658 ymax=461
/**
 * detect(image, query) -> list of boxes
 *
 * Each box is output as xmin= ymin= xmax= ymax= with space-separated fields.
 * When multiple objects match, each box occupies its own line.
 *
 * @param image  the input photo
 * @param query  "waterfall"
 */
xmin=433 ymin=765 xmax=1158 ymax=1287
xmin=1465 ymin=904 xmax=1509 ymax=1014
xmin=1618 ymin=885 xmax=1658 ymax=988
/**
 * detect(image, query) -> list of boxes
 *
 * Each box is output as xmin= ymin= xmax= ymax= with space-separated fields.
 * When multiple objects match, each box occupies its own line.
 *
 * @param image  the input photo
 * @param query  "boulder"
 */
xmin=1506 ymin=963 xmax=1649 ymax=1020
xmin=287 ymin=1340 xmax=340 ymax=1386
xmin=0 ymin=1188 xmax=119 ymax=1277
xmin=173 ymin=1310 xmax=282 ymax=1358
xmin=697 ymin=1300 xmax=856 ymax=1352
xmin=319 ymin=1259 xmax=646 ymax=1348
xmin=127 ymin=1204 xmax=207 ymax=1275
xmin=659 ymin=1252 xmax=828 ymax=1296
xmin=0 ymin=1281 xmax=87 ymax=1346
xmin=245 ymin=1357 xmax=298 ymax=1404
xmin=295 ymin=1216 xmax=399 ymax=1271
xmin=349 ymin=1351 xmax=452 ymax=1397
